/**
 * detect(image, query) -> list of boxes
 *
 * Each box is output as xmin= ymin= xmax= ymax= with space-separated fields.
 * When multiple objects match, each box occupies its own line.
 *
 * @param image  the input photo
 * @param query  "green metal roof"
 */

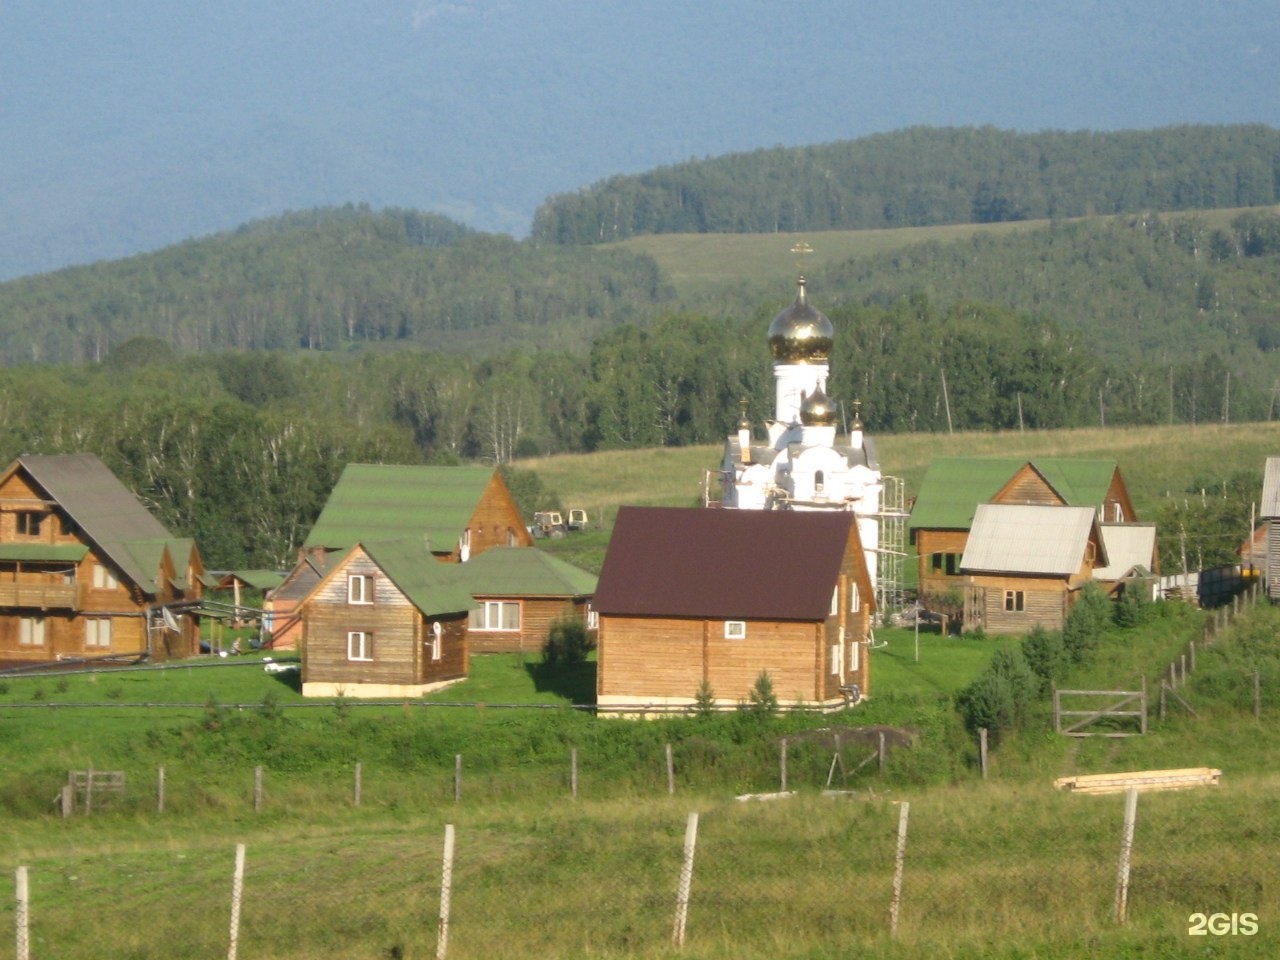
xmin=0 ymin=543 xmax=89 ymax=563
xmin=360 ymin=539 xmax=477 ymax=616
xmin=303 ymin=464 xmax=496 ymax=553
xmin=909 ymin=457 xmax=1118 ymax=532
xmin=454 ymin=546 xmax=597 ymax=598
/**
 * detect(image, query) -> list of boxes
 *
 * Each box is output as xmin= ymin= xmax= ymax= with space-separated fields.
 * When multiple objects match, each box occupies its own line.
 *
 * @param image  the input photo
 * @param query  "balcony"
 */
xmin=0 ymin=581 xmax=79 ymax=609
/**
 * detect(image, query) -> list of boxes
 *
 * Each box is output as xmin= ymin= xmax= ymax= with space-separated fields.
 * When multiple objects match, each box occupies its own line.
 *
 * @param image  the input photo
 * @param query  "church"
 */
xmin=718 ymin=274 xmax=886 ymax=593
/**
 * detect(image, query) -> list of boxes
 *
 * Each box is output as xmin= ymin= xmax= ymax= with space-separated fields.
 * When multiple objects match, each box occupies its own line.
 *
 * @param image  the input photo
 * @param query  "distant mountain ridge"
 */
xmin=533 ymin=125 xmax=1280 ymax=244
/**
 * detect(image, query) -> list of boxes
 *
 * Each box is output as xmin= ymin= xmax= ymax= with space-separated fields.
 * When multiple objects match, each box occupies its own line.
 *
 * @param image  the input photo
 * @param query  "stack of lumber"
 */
xmin=1053 ymin=767 xmax=1222 ymax=794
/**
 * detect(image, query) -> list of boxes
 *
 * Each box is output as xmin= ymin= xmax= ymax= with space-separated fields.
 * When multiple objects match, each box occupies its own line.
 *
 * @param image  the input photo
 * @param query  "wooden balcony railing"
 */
xmin=0 ymin=582 xmax=79 ymax=609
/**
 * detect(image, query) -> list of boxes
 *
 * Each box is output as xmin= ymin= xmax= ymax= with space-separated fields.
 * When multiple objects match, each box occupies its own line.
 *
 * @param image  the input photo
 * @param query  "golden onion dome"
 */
xmin=768 ymin=275 xmax=833 ymax=363
xmin=800 ymin=385 xmax=838 ymax=427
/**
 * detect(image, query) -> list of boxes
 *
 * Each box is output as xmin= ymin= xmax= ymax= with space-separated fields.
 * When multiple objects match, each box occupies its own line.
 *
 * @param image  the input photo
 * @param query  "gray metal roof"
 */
xmin=1094 ymin=523 xmax=1157 ymax=581
xmin=1262 ymin=457 xmax=1280 ymax=518
xmin=961 ymin=504 xmax=1100 ymax=576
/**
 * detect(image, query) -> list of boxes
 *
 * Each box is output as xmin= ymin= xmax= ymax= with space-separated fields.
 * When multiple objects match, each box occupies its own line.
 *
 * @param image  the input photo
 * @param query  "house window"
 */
xmin=586 ymin=605 xmax=599 ymax=630
xmin=92 ymin=564 xmax=119 ymax=591
xmin=830 ymin=586 xmax=839 ymax=617
xmin=831 ymin=642 xmax=843 ymax=676
xmin=930 ymin=553 xmax=961 ymax=575
xmin=470 ymin=601 xmax=520 ymax=631
xmin=347 ymin=631 xmax=373 ymax=662
xmin=850 ymin=582 xmax=861 ymax=613
xmin=814 ymin=470 xmax=825 ymax=493
xmin=850 ymin=638 xmax=860 ymax=672
xmin=348 ymin=574 xmax=373 ymax=605
xmin=1004 ymin=590 xmax=1025 ymax=612
xmin=430 ymin=621 xmax=442 ymax=662
xmin=15 ymin=511 xmax=43 ymax=536
xmin=724 ymin=620 xmax=747 ymax=640
xmin=19 ymin=617 xmax=45 ymax=647
xmin=86 ymin=619 xmax=112 ymax=648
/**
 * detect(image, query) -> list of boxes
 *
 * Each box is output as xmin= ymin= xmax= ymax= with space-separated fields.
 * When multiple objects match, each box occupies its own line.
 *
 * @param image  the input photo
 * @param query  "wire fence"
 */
xmin=6 ymin=783 xmax=1277 ymax=959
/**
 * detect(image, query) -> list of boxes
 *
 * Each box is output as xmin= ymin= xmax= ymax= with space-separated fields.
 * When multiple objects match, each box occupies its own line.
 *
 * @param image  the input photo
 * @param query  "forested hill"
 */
xmin=0 ymin=207 xmax=671 ymax=366
xmin=531 ymin=125 xmax=1280 ymax=244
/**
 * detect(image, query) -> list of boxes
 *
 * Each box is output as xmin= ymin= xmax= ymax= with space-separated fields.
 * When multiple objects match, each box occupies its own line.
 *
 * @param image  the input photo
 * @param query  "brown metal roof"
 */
xmin=592 ymin=506 xmax=858 ymax=620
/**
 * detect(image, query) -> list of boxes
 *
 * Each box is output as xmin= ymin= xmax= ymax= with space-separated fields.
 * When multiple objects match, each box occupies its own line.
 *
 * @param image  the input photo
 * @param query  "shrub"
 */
xmin=693 ymin=679 xmax=716 ymax=718
xmin=1021 ymin=625 xmax=1067 ymax=691
xmin=744 ymin=670 xmax=778 ymax=719
xmin=956 ymin=671 xmax=1014 ymax=740
xmin=1063 ymin=582 xmax=1110 ymax=664
xmin=543 ymin=617 xmax=592 ymax=667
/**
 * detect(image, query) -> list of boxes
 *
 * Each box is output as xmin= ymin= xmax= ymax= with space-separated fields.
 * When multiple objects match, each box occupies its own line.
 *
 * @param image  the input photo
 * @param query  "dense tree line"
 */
xmin=532 ymin=125 xmax=1280 ymax=244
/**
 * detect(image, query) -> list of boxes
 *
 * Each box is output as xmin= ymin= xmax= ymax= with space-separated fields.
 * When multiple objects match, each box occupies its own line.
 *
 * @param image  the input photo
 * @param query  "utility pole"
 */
xmin=941 ymin=368 xmax=953 ymax=434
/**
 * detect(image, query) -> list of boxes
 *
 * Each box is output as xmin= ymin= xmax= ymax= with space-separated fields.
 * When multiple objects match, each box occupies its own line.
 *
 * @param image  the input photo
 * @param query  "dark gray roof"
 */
xmin=13 ymin=454 xmax=179 ymax=593
xmin=593 ymin=506 xmax=860 ymax=620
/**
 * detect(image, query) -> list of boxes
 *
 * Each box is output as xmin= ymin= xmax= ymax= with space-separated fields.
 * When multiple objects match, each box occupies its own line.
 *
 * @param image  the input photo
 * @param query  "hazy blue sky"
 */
xmin=1 ymin=1 xmax=1276 ymax=277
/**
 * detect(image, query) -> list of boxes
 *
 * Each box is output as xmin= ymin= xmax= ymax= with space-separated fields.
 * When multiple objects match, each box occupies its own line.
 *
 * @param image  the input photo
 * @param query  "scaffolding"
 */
xmin=876 ymin=475 xmax=910 ymax=624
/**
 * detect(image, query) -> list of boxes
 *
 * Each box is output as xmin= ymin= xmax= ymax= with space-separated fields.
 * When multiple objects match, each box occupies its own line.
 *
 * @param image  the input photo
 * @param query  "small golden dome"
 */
xmin=768 ymin=275 xmax=833 ymax=363
xmin=800 ymin=385 xmax=838 ymax=427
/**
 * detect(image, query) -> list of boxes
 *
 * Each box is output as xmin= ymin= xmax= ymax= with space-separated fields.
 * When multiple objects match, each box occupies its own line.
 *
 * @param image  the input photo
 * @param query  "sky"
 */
xmin=0 ymin=0 xmax=1276 ymax=279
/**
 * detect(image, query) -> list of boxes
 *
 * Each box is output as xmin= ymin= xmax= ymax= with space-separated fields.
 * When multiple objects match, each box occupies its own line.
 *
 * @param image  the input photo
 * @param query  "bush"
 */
xmin=693 ymin=679 xmax=716 ymax=718
xmin=543 ymin=617 xmax=592 ymax=667
xmin=1021 ymin=625 xmax=1067 ymax=691
xmin=956 ymin=671 xmax=1014 ymax=740
xmin=744 ymin=671 xmax=778 ymax=719
xmin=1063 ymin=582 xmax=1110 ymax=664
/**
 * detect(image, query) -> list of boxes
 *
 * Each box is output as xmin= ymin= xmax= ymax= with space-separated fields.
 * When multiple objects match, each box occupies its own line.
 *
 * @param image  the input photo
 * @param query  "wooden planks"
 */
xmin=1054 ymin=767 xmax=1222 ymax=794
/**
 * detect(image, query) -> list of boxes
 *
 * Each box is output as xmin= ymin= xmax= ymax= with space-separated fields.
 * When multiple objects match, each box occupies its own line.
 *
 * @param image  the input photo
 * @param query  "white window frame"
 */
xmin=19 ymin=617 xmax=45 ymax=647
xmin=85 ymin=618 xmax=112 ymax=648
xmin=471 ymin=600 xmax=521 ymax=631
xmin=831 ymin=642 xmax=843 ymax=676
xmin=347 ymin=574 xmax=373 ymax=605
xmin=830 ymin=586 xmax=839 ymax=617
xmin=430 ymin=621 xmax=443 ymax=662
xmin=586 ymin=605 xmax=599 ymax=630
xmin=724 ymin=620 xmax=747 ymax=640
xmin=347 ymin=630 xmax=373 ymax=662
xmin=850 ymin=638 xmax=860 ymax=672
xmin=92 ymin=564 xmax=119 ymax=591
xmin=849 ymin=582 xmax=861 ymax=613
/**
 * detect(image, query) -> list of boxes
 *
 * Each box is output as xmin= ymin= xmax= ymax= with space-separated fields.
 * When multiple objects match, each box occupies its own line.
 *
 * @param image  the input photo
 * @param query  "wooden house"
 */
xmin=299 ymin=538 xmax=475 ymax=698
xmin=960 ymin=504 xmax=1106 ymax=634
xmin=454 ymin=546 xmax=597 ymax=654
xmin=910 ymin=458 xmax=1136 ymax=599
xmin=1261 ymin=457 xmax=1280 ymax=601
xmin=592 ymin=507 xmax=874 ymax=713
xmin=1093 ymin=523 xmax=1159 ymax=599
xmin=0 ymin=453 xmax=203 ymax=665
xmin=266 ymin=463 xmax=532 ymax=648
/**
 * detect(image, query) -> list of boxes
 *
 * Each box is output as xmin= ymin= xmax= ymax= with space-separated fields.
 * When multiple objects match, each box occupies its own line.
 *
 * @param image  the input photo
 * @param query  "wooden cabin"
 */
xmin=0 ymin=454 xmax=203 ymax=665
xmin=910 ymin=458 xmax=1136 ymax=600
xmin=266 ymin=463 xmax=532 ymax=648
xmin=1093 ymin=523 xmax=1160 ymax=598
xmin=299 ymin=538 xmax=474 ymax=698
xmin=960 ymin=504 xmax=1105 ymax=634
xmin=592 ymin=507 xmax=874 ymax=713
xmin=1262 ymin=457 xmax=1280 ymax=601
xmin=454 ymin=546 xmax=597 ymax=654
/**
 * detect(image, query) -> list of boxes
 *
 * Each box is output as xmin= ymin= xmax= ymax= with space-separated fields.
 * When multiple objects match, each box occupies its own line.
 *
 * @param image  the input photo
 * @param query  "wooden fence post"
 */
xmin=878 ymin=731 xmax=887 ymax=773
xmin=437 ymin=824 xmax=455 ymax=960
xmin=15 ymin=865 xmax=29 ymax=960
xmin=570 ymin=748 xmax=578 ymax=800
xmin=60 ymin=784 xmax=73 ymax=818
xmin=978 ymin=728 xmax=988 ymax=780
xmin=889 ymin=802 xmax=910 ymax=936
xmin=228 ymin=843 xmax=246 ymax=960
xmin=1114 ymin=788 xmax=1139 ymax=924
xmin=665 ymin=743 xmax=675 ymax=795
xmin=253 ymin=766 xmax=263 ymax=812
xmin=672 ymin=812 xmax=700 ymax=947
xmin=354 ymin=762 xmax=362 ymax=807
xmin=157 ymin=766 xmax=165 ymax=814
xmin=85 ymin=762 xmax=94 ymax=816
xmin=779 ymin=738 xmax=788 ymax=792
xmin=454 ymin=754 xmax=462 ymax=803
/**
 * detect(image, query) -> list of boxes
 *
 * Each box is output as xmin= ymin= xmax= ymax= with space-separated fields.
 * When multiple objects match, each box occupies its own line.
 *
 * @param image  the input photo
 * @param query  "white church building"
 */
xmin=718 ymin=275 xmax=891 ymax=602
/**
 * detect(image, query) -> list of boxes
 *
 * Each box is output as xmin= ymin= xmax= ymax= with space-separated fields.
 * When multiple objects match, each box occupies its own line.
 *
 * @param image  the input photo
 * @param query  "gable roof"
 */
xmin=11 ymin=454 xmax=179 ymax=592
xmin=1262 ymin=457 xmax=1280 ymax=518
xmin=961 ymin=504 xmax=1102 ymax=576
xmin=303 ymin=464 xmax=497 ymax=553
xmin=360 ymin=539 xmax=476 ymax=616
xmin=1094 ymin=524 xmax=1158 ymax=581
xmin=593 ymin=506 xmax=864 ymax=620
xmin=909 ymin=457 xmax=1120 ymax=531
xmin=454 ymin=546 xmax=596 ymax=599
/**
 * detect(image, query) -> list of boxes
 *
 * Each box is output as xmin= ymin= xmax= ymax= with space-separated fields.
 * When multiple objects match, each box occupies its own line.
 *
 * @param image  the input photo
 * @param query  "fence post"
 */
xmin=672 ymin=812 xmax=700 ymax=947
xmin=779 ymin=738 xmax=788 ymax=792
xmin=228 ymin=843 xmax=246 ymax=960
xmin=878 ymin=731 xmax=887 ymax=773
xmin=354 ymin=762 xmax=362 ymax=807
xmin=85 ymin=762 xmax=94 ymax=816
xmin=454 ymin=754 xmax=462 ymax=803
xmin=1114 ymin=788 xmax=1139 ymax=924
xmin=60 ymin=784 xmax=73 ymax=819
xmin=889 ymin=801 xmax=910 ymax=936
xmin=15 ymin=865 xmax=29 ymax=960
xmin=666 ymin=743 xmax=675 ymax=795
xmin=158 ymin=766 xmax=166 ymax=814
xmin=437 ymin=824 xmax=455 ymax=960
xmin=570 ymin=748 xmax=578 ymax=800
xmin=1189 ymin=640 xmax=1196 ymax=673
xmin=254 ymin=766 xmax=264 ymax=812
xmin=978 ymin=728 xmax=988 ymax=780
